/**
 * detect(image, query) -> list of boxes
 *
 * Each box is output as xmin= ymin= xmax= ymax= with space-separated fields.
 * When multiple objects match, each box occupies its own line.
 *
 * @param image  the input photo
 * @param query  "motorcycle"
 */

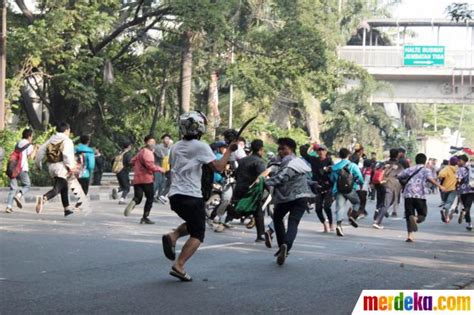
xmin=205 ymin=167 xmax=236 ymax=227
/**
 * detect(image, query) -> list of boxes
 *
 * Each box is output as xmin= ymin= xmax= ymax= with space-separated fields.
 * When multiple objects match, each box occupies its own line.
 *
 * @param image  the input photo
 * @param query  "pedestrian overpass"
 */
xmin=338 ymin=19 xmax=474 ymax=104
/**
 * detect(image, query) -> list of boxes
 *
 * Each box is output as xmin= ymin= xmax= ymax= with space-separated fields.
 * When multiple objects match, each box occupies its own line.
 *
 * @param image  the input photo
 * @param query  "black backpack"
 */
xmin=201 ymin=164 xmax=214 ymax=201
xmin=337 ymin=164 xmax=354 ymax=194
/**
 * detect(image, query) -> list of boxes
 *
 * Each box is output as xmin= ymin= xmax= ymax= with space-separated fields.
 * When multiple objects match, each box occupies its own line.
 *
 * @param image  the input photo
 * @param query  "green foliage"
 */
xmin=421 ymin=104 xmax=474 ymax=148
xmin=0 ymin=127 xmax=56 ymax=187
xmin=6 ymin=0 xmax=406 ymax=165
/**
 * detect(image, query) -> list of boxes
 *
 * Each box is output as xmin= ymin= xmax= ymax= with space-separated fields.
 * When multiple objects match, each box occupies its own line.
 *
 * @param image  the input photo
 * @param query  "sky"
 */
xmin=388 ymin=0 xmax=473 ymax=49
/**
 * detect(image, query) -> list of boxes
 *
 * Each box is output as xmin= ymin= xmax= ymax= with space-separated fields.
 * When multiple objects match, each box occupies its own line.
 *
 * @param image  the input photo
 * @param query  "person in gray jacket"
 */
xmin=266 ymin=137 xmax=314 ymax=266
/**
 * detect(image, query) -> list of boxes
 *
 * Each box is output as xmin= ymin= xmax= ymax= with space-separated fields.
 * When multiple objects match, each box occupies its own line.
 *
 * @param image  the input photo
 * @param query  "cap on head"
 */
xmin=317 ymin=144 xmax=328 ymax=151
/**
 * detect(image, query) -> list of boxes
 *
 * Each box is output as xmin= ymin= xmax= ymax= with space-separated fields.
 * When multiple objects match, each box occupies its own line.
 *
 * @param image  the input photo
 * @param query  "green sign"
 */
xmin=403 ymin=45 xmax=445 ymax=66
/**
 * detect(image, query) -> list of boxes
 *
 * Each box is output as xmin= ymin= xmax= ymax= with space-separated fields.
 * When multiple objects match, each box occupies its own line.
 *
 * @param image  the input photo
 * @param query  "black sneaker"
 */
xmin=466 ymin=225 xmax=473 ymax=231
xmin=458 ymin=211 xmax=465 ymax=224
xmin=255 ymin=237 xmax=265 ymax=243
xmin=373 ymin=209 xmax=379 ymax=221
xmin=276 ymin=244 xmax=287 ymax=266
xmin=64 ymin=209 xmax=74 ymax=217
xmin=391 ymin=212 xmax=397 ymax=218
xmin=140 ymin=217 xmax=155 ymax=224
xmin=349 ymin=217 xmax=358 ymax=228
xmin=336 ymin=225 xmax=344 ymax=237
xmin=264 ymin=230 xmax=273 ymax=248
xmin=112 ymin=188 xmax=118 ymax=200
xmin=408 ymin=215 xmax=418 ymax=232
xmin=384 ymin=211 xmax=389 ymax=218
xmin=440 ymin=210 xmax=446 ymax=223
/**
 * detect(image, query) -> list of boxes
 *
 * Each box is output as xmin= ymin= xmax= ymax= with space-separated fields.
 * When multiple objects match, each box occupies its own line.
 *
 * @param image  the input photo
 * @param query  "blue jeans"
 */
xmin=7 ymin=171 xmax=31 ymax=208
xmin=443 ymin=191 xmax=457 ymax=212
xmin=153 ymin=172 xmax=165 ymax=196
xmin=334 ymin=190 xmax=360 ymax=222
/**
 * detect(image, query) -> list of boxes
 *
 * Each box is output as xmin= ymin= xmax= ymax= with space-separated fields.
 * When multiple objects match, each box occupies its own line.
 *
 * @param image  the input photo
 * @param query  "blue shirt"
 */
xmin=330 ymin=159 xmax=364 ymax=195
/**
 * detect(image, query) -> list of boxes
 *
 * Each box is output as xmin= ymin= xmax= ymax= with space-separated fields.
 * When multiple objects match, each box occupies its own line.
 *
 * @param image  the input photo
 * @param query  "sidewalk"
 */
xmin=0 ymin=185 xmax=131 ymax=204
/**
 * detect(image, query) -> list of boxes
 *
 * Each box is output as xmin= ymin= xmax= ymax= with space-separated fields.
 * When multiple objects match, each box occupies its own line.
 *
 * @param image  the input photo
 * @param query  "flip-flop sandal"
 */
xmin=162 ymin=235 xmax=176 ymax=261
xmin=169 ymin=267 xmax=192 ymax=282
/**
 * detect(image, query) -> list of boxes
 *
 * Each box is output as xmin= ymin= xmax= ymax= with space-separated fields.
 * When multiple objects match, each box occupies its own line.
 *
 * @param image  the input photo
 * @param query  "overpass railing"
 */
xmin=338 ymin=46 xmax=473 ymax=68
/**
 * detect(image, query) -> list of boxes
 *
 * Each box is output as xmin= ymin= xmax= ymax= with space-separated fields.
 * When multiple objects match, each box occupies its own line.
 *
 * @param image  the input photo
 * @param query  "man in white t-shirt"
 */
xmin=5 ymin=129 xmax=36 ymax=213
xmin=162 ymin=111 xmax=237 ymax=282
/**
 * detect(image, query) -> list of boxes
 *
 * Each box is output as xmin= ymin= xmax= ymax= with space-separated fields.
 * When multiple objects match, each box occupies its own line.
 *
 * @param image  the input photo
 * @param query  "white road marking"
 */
xmin=199 ymin=242 xmax=246 ymax=250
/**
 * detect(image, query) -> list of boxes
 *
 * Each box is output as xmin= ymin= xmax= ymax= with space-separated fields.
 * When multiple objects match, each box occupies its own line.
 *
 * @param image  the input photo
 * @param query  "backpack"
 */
xmin=112 ymin=152 xmax=125 ymax=174
xmin=372 ymin=167 xmax=385 ymax=184
xmin=6 ymin=143 xmax=31 ymax=179
xmin=201 ymin=164 xmax=214 ymax=201
xmin=337 ymin=164 xmax=354 ymax=194
xmin=46 ymin=141 xmax=64 ymax=163
xmin=75 ymin=152 xmax=87 ymax=178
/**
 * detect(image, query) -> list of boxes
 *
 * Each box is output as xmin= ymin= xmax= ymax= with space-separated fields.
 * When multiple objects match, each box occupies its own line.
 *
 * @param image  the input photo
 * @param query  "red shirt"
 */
xmin=131 ymin=148 xmax=163 ymax=185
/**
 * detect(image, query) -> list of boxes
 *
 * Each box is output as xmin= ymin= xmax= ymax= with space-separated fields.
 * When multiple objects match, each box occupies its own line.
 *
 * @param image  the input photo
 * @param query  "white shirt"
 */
xmin=230 ymin=145 xmax=246 ymax=162
xmin=169 ymin=140 xmax=216 ymax=198
xmin=17 ymin=139 xmax=33 ymax=172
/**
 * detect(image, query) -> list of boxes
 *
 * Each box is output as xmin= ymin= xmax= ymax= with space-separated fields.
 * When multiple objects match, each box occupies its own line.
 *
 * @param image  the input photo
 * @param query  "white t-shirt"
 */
xmin=168 ymin=140 xmax=216 ymax=198
xmin=230 ymin=145 xmax=246 ymax=162
xmin=17 ymin=139 xmax=33 ymax=172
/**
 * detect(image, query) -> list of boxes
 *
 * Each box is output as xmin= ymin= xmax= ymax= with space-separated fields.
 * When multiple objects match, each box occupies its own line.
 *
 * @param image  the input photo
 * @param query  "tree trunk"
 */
xmin=302 ymin=90 xmax=321 ymax=143
xmin=206 ymin=71 xmax=220 ymax=140
xmin=269 ymin=89 xmax=293 ymax=130
xmin=150 ymin=71 xmax=168 ymax=135
xmin=180 ymin=31 xmax=193 ymax=113
xmin=0 ymin=0 xmax=6 ymax=130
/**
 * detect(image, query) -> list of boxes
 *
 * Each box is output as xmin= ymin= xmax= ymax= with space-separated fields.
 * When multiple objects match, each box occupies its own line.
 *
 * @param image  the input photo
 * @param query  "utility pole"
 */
xmin=228 ymin=44 xmax=234 ymax=129
xmin=0 ymin=0 xmax=6 ymax=130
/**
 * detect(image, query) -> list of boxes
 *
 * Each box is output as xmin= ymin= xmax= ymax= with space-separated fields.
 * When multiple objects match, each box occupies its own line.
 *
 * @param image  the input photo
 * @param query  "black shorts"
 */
xmin=169 ymin=194 xmax=206 ymax=242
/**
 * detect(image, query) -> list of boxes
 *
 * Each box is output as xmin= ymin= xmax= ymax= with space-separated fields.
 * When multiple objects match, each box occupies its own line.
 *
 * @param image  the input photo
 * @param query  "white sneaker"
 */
xmin=118 ymin=198 xmax=127 ymax=205
xmin=372 ymin=223 xmax=384 ymax=230
xmin=214 ymin=223 xmax=225 ymax=233
xmin=159 ymin=196 xmax=168 ymax=204
xmin=5 ymin=207 xmax=13 ymax=214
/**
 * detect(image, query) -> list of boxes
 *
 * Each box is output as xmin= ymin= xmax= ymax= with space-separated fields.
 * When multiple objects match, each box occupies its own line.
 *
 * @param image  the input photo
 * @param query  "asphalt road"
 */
xmin=1 ymin=194 xmax=473 ymax=314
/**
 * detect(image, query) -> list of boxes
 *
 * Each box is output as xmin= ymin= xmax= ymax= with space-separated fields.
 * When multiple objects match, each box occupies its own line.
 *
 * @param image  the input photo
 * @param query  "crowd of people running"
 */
xmin=3 ymin=112 xmax=473 ymax=281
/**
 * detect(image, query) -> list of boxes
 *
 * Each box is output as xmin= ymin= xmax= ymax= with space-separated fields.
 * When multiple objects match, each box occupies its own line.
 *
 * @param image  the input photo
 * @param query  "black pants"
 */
xmin=315 ymin=191 xmax=333 ymax=224
xmin=133 ymin=183 xmax=154 ymax=218
xmin=461 ymin=193 xmax=473 ymax=223
xmin=116 ymin=171 xmax=131 ymax=199
xmin=44 ymin=177 xmax=69 ymax=208
xmin=254 ymin=206 xmax=265 ymax=238
xmin=92 ymin=171 xmax=103 ymax=185
xmin=404 ymin=198 xmax=427 ymax=233
xmin=357 ymin=190 xmax=368 ymax=215
xmin=375 ymin=184 xmax=385 ymax=210
xmin=78 ymin=178 xmax=90 ymax=195
xmin=273 ymin=198 xmax=308 ymax=252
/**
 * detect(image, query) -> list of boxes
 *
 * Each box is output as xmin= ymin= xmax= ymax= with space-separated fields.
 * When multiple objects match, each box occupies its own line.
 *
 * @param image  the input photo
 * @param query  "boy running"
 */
xmin=398 ymin=153 xmax=445 ymax=242
xmin=162 ymin=111 xmax=236 ymax=281
xmin=5 ymin=129 xmax=36 ymax=213
xmin=456 ymin=155 xmax=473 ymax=231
